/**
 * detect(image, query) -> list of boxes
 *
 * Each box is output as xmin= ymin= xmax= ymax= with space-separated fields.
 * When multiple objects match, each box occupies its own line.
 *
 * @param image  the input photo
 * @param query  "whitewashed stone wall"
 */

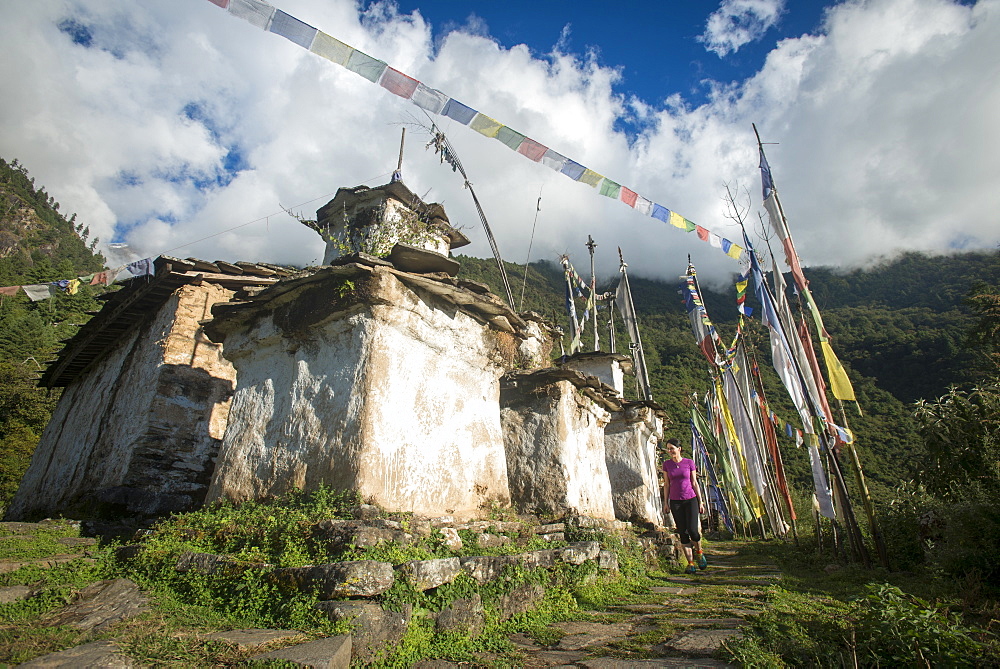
xmin=6 ymin=284 xmax=235 ymax=519
xmin=605 ymin=405 xmax=664 ymax=526
xmin=205 ymin=268 xmax=512 ymax=520
xmin=500 ymin=378 xmax=615 ymax=520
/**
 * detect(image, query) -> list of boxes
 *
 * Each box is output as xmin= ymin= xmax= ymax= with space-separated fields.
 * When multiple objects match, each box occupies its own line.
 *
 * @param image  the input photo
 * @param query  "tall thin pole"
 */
xmin=618 ymin=247 xmax=652 ymax=401
xmin=392 ymin=128 xmax=405 ymax=182
xmin=587 ymin=235 xmax=598 ymax=351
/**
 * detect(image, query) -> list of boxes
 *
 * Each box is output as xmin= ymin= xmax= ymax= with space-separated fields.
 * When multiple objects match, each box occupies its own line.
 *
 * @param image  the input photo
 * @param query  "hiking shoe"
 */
xmin=698 ymin=554 xmax=708 ymax=570
xmin=686 ymin=563 xmax=698 ymax=575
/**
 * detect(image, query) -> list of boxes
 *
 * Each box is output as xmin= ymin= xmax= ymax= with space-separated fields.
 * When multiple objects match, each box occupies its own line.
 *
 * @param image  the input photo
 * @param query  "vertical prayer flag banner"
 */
xmin=269 ymin=10 xmax=317 ymax=48
xmin=470 ymin=113 xmax=503 ymax=138
xmin=206 ymin=0 xmax=745 ymax=262
xmin=442 ymin=99 xmax=477 ymax=125
xmin=380 ymin=67 xmax=419 ymax=99
xmin=310 ymin=32 xmax=352 ymax=65
xmin=229 ymin=0 xmax=275 ymax=30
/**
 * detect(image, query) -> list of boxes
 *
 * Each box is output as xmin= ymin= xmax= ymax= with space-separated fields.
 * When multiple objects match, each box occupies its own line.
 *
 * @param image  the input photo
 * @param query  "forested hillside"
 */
xmin=0 ymin=153 xmax=996 ymax=517
xmin=0 ymin=157 xmax=108 ymax=507
xmin=456 ymin=247 xmax=1000 ymax=498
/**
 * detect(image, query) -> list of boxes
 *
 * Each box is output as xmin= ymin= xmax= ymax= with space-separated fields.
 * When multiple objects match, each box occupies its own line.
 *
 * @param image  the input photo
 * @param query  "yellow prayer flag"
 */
xmin=578 ymin=169 xmax=603 ymax=187
xmin=67 ymin=279 xmax=80 ymax=295
xmin=469 ymin=114 xmax=502 ymax=138
xmin=821 ymin=341 xmax=857 ymax=402
xmin=726 ymin=244 xmax=744 ymax=260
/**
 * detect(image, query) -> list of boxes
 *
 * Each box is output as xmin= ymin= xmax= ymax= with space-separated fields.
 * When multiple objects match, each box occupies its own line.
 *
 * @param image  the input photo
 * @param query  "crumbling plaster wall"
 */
xmin=206 ymin=269 xmax=511 ymax=519
xmin=605 ymin=406 xmax=664 ymax=526
xmin=500 ymin=379 xmax=615 ymax=520
xmin=6 ymin=283 xmax=235 ymax=519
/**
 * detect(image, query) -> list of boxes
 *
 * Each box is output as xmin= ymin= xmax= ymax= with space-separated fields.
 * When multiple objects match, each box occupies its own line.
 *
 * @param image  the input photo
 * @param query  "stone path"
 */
xmin=507 ymin=542 xmax=778 ymax=667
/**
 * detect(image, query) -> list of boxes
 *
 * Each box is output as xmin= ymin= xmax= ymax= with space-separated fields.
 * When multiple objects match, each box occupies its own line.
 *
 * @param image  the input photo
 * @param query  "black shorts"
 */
xmin=670 ymin=497 xmax=701 ymax=544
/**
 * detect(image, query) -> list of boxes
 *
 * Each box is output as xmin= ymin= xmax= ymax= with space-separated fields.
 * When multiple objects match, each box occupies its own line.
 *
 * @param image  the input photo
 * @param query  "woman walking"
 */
xmin=662 ymin=438 xmax=707 ymax=574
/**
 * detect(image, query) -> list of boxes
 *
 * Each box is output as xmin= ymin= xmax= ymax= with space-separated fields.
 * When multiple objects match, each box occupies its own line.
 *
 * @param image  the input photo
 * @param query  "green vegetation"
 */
xmin=1 ymin=489 xmax=654 ymax=666
xmin=721 ymin=541 xmax=1000 ymax=667
xmin=0 ymin=157 xmax=110 ymax=511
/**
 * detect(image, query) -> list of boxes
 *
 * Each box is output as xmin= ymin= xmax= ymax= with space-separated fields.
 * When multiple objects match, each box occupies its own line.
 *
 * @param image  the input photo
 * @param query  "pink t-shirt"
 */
xmin=663 ymin=458 xmax=697 ymax=501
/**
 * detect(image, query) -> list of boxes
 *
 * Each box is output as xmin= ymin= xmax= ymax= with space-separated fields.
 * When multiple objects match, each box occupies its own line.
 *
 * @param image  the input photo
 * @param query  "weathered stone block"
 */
xmin=597 ymin=550 xmax=619 ymax=571
xmin=496 ymin=583 xmax=546 ymax=621
xmin=44 ymin=578 xmax=149 ymax=632
xmin=0 ymin=585 xmax=32 ymax=604
xmin=398 ymin=557 xmax=462 ymax=591
xmin=438 ymin=527 xmax=462 ymax=551
xmin=16 ymin=640 xmax=139 ymax=668
xmin=475 ymin=533 xmax=510 ymax=549
xmin=435 ymin=594 xmax=485 ymax=637
xmin=560 ymin=541 xmax=601 ymax=565
xmin=271 ymin=560 xmax=395 ymax=599
xmin=313 ymin=601 xmax=410 ymax=663
xmin=460 ymin=555 xmax=516 ymax=584
xmin=517 ymin=549 xmax=560 ymax=570
xmin=252 ymin=635 xmax=351 ymax=669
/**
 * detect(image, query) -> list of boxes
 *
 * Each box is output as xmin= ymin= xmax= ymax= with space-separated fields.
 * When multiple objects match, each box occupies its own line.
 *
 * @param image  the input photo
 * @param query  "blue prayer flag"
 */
xmin=442 ymin=99 xmax=477 ymax=125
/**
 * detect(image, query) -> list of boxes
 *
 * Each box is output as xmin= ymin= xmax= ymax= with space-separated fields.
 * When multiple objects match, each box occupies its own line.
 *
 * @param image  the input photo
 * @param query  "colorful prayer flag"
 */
xmin=442 ymin=99 xmax=477 ymax=125
xmin=410 ymin=83 xmax=448 ymax=113
xmin=345 ymin=49 xmax=387 ymax=83
xmin=470 ymin=114 xmax=502 ymax=138
xmin=577 ymin=168 xmax=602 ymax=187
xmin=496 ymin=126 xmax=525 ymax=150
xmin=516 ymin=138 xmax=547 ymax=162
xmin=619 ymin=187 xmax=638 ymax=207
xmin=228 ymin=0 xmax=275 ymax=30
xmin=599 ymin=179 xmax=621 ymax=199
xmin=560 ymin=160 xmax=586 ymax=180
xmin=379 ymin=67 xmax=418 ymax=99
xmin=541 ymin=149 xmax=568 ymax=171
xmin=269 ymin=9 xmax=317 ymax=48
xmin=22 ymin=285 xmax=52 ymax=302
xmin=651 ymin=204 xmax=670 ymax=222
xmin=310 ymin=32 xmax=352 ymax=65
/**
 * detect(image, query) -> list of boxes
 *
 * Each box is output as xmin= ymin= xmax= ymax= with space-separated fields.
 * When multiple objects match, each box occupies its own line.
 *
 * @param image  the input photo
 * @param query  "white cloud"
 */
xmin=1 ymin=0 xmax=998 ymax=290
xmin=700 ymin=0 xmax=786 ymax=57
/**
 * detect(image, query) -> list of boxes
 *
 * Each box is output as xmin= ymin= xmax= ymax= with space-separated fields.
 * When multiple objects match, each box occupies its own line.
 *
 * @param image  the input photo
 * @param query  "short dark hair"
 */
xmin=665 ymin=438 xmax=680 ymax=447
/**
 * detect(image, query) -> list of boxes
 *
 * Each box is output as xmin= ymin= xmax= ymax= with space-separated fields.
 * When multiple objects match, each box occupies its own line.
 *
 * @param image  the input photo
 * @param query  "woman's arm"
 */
xmin=690 ymin=467 xmax=704 ymax=514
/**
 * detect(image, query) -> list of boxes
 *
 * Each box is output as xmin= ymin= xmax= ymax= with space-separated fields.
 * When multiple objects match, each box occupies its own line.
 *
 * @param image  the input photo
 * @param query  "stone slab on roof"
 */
xmin=39 ymin=256 xmax=285 ymax=388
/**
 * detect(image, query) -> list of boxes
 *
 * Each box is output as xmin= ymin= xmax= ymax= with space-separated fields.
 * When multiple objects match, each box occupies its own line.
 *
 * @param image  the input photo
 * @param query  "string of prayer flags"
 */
xmin=207 ymin=0 xmax=745 ymax=261
xmin=0 ymin=259 xmax=150 ymax=305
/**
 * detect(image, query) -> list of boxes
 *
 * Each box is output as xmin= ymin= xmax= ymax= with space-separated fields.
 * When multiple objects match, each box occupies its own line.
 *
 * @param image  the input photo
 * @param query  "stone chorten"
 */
xmin=307 ymin=181 xmax=470 ymax=268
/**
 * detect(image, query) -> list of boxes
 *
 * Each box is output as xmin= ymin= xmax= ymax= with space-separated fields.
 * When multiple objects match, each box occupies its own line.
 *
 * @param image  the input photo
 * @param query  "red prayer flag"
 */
xmin=0 ymin=286 xmax=19 ymax=296
xmin=206 ymin=0 xmax=229 ymax=8
xmin=516 ymin=138 xmax=547 ymax=162
xmin=696 ymin=226 xmax=710 ymax=241
xmin=619 ymin=187 xmax=638 ymax=207
xmin=380 ymin=68 xmax=418 ymax=99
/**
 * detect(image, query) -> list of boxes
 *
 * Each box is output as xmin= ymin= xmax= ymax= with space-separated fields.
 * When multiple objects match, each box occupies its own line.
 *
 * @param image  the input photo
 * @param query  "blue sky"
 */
xmin=1 ymin=0 xmax=998 ymax=283
xmin=395 ymin=1 xmax=827 ymax=110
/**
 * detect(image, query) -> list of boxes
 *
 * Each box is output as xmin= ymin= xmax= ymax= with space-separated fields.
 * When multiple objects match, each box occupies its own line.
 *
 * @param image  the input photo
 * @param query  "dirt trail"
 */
xmin=509 ymin=541 xmax=777 ymax=667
